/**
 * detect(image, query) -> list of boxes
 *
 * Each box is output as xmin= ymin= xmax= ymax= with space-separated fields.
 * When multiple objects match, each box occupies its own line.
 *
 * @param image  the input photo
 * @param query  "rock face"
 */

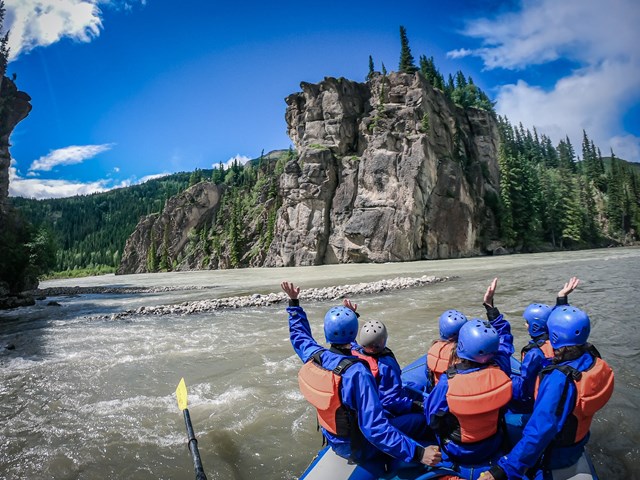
xmin=0 ymin=77 xmax=32 ymax=214
xmin=0 ymin=76 xmax=35 ymax=308
xmin=264 ymin=72 xmax=500 ymax=266
xmin=117 ymin=73 xmax=501 ymax=274
xmin=117 ymin=182 xmax=224 ymax=274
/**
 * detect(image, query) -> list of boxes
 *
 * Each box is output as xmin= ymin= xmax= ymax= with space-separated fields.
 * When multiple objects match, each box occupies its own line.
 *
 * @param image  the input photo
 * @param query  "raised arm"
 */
xmin=556 ymin=277 xmax=580 ymax=305
xmin=483 ymin=277 xmax=498 ymax=308
xmin=282 ymin=281 xmax=322 ymax=362
xmin=482 ymin=277 xmax=514 ymax=371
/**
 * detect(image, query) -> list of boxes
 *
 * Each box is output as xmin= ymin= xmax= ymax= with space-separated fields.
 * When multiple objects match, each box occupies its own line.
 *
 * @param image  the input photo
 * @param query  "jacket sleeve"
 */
xmin=287 ymin=305 xmax=323 ymax=363
xmin=497 ymin=369 xmax=576 ymax=479
xmin=377 ymin=357 xmax=414 ymax=415
xmin=341 ymin=365 xmax=421 ymax=463
xmin=511 ymin=348 xmax=547 ymax=402
xmin=424 ymin=374 xmax=450 ymax=427
xmin=489 ymin=312 xmax=515 ymax=375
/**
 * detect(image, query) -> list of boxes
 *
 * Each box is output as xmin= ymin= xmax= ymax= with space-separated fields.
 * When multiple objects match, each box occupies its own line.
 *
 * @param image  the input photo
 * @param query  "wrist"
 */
xmin=288 ymin=298 xmax=300 ymax=307
xmin=484 ymin=303 xmax=500 ymax=321
xmin=488 ymin=464 xmax=507 ymax=480
xmin=412 ymin=445 xmax=426 ymax=463
xmin=556 ymin=295 xmax=568 ymax=306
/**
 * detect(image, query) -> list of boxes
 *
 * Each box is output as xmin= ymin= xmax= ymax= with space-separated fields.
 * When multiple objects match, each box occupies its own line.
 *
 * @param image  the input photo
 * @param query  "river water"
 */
xmin=0 ymin=248 xmax=638 ymax=479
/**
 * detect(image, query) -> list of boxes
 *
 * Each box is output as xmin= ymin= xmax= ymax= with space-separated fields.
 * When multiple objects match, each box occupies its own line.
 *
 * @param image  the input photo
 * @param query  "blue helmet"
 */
xmin=324 ymin=306 xmax=359 ymax=344
xmin=523 ymin=303 xmax=552 ymax=337
xmin=547 ymin=306 xmax=590 ymax=349
xmin=456 ymin=319 xmax=499 ymax=364
xmin=439 ymin=310 xmax=468 ymax=341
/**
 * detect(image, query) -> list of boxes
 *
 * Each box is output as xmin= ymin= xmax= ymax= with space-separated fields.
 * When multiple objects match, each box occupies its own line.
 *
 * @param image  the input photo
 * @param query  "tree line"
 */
xmin=496 ymin=118 xmax=640 ymax=249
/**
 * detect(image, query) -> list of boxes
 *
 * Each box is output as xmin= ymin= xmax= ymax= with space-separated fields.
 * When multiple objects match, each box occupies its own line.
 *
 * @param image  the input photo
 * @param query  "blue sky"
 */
xmin=4 ymin=0 xmax=640 ymax=199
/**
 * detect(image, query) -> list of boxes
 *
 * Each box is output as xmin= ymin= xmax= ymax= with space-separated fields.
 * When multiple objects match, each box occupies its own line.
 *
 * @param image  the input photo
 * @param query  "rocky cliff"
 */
xmin=0 ymin=76 xmax=31 ymax=214
xmin=0 ymin=76 xmax=34 ymax=308
xmin=117 ymin=181 xmax=224 ymax=274
xmin=264 ymin=72 xmax=500 ymax=266
xmin=118 ymin=72 xmax=502 ymax=274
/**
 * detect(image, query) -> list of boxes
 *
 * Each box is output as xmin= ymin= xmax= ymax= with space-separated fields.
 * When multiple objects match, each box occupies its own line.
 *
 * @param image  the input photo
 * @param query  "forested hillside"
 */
xmin=11 ymin=150 xmax=287 ymax=275
xmin=496 ymin=119 xmax=640 ymax=248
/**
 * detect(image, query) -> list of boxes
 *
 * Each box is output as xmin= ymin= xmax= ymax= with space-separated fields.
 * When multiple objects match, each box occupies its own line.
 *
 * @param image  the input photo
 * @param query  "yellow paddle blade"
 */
xmin=176 ymin=377 xmax=188 ymax=411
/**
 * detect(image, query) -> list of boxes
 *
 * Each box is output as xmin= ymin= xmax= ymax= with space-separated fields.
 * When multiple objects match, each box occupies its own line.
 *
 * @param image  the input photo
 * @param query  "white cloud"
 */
xmin=446 ymin=48 xmax=472 ymax=60
xmin=3 ymin=1 xmax=146 ymax=61
xmin=451 ymin=0 xmax=640 ymax=161
xmin=215 ymin=154 xmax=251 ymax=170
xmin=29 ymin=143 xmax=114 ymax=172
xmin=4 ymin=0 xmax=102 ymax=60
xmin=9 ymin=160 xmax=110 ymax=199
xmin=9 ymin=158 xmax=171 ymax=199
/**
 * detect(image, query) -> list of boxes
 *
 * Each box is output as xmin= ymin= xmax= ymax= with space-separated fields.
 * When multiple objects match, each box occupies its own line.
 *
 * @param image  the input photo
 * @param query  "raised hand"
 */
xmin=281 ymin=281 xmax=300 ymax=300
xmin=483 ymin=277 xmax=499 ymax=307
xmin=342 ymin=298 xmax=358 ymax=313
xmin=558 ymin=277 xmax=580 ymax=298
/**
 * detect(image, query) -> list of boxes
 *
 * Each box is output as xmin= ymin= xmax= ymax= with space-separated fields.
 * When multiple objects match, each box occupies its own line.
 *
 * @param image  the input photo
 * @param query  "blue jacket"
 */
xmin=495 ymin=352 xmax=596 ymax=479
xmin=287 ymin=305 xmax=423 ymax=464
xmin=510 ymin=339 xmax=552 ymax=412
xmin=351 ymin=344 xmax=415 ymax=416
xmin=423 ymin=312 xmax=514 ymax=464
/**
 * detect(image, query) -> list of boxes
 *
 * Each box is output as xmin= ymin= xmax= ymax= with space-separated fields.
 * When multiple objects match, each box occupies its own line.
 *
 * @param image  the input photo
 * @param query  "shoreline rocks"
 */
xmin=100 ymin=275 xmax=451 ymax=320
xmin=33 ymin=285 xmax=218 ymax=297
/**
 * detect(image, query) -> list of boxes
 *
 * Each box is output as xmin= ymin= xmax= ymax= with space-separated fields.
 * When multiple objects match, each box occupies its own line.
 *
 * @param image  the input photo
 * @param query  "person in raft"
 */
xmin=509 ymin=277 xmax=581 ymax=414
xmin=425 ymin=309 xmax=468 ymax=392
xmin=422 ymin=279 xmax=515 ymax=479
xmin=281 ymin=281 xmax=441 ymax=474
xmin=342 ymin=298 xmax=429 ymax=440
xmin=482 ymin=304 xmax=615 ymax=480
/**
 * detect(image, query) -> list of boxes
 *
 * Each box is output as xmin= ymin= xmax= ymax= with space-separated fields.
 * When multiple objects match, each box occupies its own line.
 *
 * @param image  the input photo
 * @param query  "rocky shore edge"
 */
xmin=34 ymin=285 xmax=217 ymax=297
xmin=99 ymin=275 xmax=451 ymax=320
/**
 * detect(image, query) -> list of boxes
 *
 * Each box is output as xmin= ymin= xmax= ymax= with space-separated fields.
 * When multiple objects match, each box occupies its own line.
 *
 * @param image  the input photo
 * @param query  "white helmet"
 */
xmin=359 ymin=320 xmax=388 ymax=354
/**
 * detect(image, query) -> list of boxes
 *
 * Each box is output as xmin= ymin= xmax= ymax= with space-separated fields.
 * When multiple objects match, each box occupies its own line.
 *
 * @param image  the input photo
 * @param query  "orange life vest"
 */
xmin=297 ymin=350 xmax=359 ymax=436
xmin=535 ymin=348 xmax=614 ymax=445
xmin=445 ymin=365 xmax=512 ymax=443
xmin=427 ymin=340 xmax=455 ymax=385
xmin=521 ymin=337 xmax=554 ymax=361
xmin=350 ymin=347 xmax=395 ymax=380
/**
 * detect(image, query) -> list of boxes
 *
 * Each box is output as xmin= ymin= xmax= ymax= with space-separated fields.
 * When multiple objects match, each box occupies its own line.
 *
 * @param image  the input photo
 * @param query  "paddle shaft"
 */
xmin=183 ymin=408 xmax=207 ymax=480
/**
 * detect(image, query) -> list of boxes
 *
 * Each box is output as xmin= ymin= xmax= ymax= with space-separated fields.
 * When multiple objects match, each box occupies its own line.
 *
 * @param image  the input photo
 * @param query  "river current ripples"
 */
xmin=1 ymin=247 xmax=638 ymax=479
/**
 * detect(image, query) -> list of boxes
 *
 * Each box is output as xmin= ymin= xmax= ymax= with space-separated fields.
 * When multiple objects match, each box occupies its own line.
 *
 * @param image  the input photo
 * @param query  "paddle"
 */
xmin=176 ymin=378 xmax=208 ymax=480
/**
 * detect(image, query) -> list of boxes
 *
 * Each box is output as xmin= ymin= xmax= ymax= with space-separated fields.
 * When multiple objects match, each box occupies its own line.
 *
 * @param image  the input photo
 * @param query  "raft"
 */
xmin=299 ymin=354 xmax=600 ymax=480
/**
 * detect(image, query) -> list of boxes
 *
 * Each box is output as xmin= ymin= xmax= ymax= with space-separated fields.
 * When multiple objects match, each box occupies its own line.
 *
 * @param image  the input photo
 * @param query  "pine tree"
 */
xmin=398 ymin=26 xmax=417 ymax=74
xmin=498 ymin=143 xmax=516 ymax=246
xmin=147 ymin=233 xmax=158 ymax=272
xmin=367 ymin=55 xmax=375 ymax=80
xmin=0 ymin=0 xmax=9 ymax=79
xmin=557 ymin=137 xmax=577 ymax=173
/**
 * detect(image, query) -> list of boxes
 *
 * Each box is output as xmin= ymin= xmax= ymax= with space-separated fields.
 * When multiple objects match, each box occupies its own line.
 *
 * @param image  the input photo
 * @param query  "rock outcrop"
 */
xmin=0 ymin=76 xmax=34 ymax=308
xmin=117 ymin=181 xmax=224 ymax=274
xmin=0 ymin=76 xmax=31 ymax=214
xmin=264 ymin=72 xmax=500 ymax=266
xmin=118 ymin=72 xmax=502 ymax=274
